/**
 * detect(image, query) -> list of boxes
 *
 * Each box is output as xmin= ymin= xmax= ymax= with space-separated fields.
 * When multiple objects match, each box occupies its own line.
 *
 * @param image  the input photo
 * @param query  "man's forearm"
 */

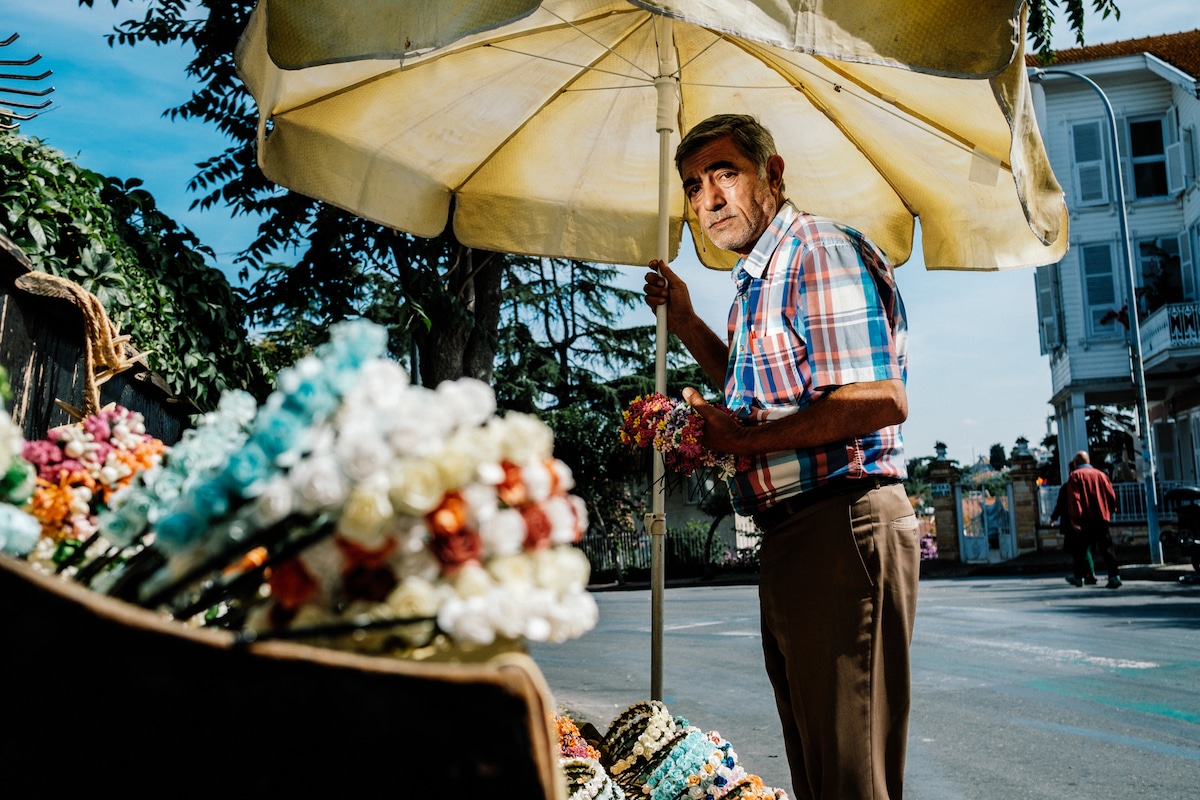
xmin=706 ymin=379 xmax=907 ymax=456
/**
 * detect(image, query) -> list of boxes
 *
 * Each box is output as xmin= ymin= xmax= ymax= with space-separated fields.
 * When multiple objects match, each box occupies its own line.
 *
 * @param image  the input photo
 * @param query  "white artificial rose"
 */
xmin=519 ymin=459 xmax=553 ymax=503
xmin=388 ymin=459 xmax=447 ymax=515
xmin=438 ymin=595 xmax=496 ymax=646
xmin=385 ymin=575 xmax=441 ymax=619
xmin=484 ymin=589 xmax=529 ymax=641
xmin=486 ymin=551 xmax=535 ymax=588
xmin=350 ymin=359 xmax=410 ymax=407
xmin=570 ymin=495 xmax=589 ymax=533
xmin=550 ymin=458 xmax=576 ymax=492
xmin=289 ymin=453 xmax=349 ymax=514
xmin=338 ymin=480 xmax=394 ymax=546
xmin=493 ymin=413 xmax=554 ymax=463
xmin=386 ymin=388 xmax=444 ymax=457
xmin=460 ymin=482 xmax=498 ymax=525
xmin=250 ymin=475 xmax=295 ymax=527
xmin=392 ymin=538 xmax=443 ymax=583
xmin=475 ymin=459 xmax=506 ymax=487
xmin=520 ymin=587 xmax=556 ymax=642
xmin=533 ymin=546 xmax=591 ymax=594
xmin=466 ymin=421 xmax=506 ymax=469
xmin=334 ymin=424 xmax=394 ymax=482
xmin=433 ymin=434 xmax=481 ymax=490
xmin=542 ymin=494 xmax=582 ymax=545
xmin=436 ymin=377 xmax=497 ymax=430
xmin=477 ymin=507 xmax=526 ymax=559
xmin=453 ymin=562 xmax=494 ymax=598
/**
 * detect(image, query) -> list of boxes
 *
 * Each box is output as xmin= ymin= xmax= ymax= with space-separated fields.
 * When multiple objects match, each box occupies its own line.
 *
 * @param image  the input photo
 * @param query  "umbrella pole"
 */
xmin=648 ymin=16 xmax=678 ymax=703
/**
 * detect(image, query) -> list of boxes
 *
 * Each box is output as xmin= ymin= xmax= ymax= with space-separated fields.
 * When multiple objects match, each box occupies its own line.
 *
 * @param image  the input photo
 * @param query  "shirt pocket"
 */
xmin=751 ymin=331 xmax=808 ymax=406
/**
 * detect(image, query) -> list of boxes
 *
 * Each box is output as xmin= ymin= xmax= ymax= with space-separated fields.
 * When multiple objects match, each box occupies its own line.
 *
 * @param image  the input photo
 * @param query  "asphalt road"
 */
xmin=528 ymin=575 xmax=1200 ymax=799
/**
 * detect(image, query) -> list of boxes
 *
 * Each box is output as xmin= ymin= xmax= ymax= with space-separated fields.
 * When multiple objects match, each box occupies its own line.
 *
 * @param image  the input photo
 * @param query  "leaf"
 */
xmin=25 ymin=217 xmax=47 ymax=250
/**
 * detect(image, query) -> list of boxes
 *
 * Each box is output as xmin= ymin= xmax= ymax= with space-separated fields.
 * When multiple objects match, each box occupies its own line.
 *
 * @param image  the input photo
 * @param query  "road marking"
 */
xmin=662 ymin=620 xmax=724 ymax=631
xmin=920 ymin=632 xmax=1159 ymax=669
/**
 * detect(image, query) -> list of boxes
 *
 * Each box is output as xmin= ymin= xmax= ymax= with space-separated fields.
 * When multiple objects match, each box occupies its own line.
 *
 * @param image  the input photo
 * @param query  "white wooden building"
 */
xmin=1028 ymin=29 xmax=1200 ymax=488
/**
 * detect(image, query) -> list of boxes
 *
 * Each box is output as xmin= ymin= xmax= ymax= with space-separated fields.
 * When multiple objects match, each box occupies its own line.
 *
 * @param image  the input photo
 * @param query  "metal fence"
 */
xmin=577 ymin=527 xmax=652 ymax=575
xmin=1037 ymin=480 xmax=1185 ymax=525
xmin=576 ymin=519 xmax=762 ymax=578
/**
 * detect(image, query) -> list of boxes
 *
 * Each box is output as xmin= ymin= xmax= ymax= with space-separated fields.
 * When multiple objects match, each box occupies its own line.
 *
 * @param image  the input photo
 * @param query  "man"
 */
xmin=1051 ymin=478 xmax=1097 ymax=587
xmin=1063 ymin=450 xmax=1121 ymax=588
xmin=643 ymin=114 xmax=918 ymax=799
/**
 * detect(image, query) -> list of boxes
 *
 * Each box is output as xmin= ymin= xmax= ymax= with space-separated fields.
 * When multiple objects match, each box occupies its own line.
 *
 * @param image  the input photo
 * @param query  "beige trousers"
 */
xmin=758 ymin=482 xmax=920 ymax=800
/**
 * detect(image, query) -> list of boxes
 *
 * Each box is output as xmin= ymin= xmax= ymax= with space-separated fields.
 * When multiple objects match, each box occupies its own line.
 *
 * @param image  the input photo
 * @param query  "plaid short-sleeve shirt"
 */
xmin=724 ymin=202 xmax=908 ymax=516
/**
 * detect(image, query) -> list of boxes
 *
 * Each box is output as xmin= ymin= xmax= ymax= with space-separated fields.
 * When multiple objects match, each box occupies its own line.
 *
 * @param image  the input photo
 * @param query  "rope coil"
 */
xmin=14 ymin=271 xmax=149 ymax=420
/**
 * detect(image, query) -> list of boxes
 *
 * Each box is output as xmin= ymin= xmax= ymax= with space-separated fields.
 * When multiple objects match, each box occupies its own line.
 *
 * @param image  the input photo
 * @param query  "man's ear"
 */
xmin=767 ymin=154 xmax=785 ymax=192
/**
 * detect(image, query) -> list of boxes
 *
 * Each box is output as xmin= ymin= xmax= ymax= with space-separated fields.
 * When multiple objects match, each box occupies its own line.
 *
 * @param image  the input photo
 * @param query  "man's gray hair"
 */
xmin=675 ymin=114 xmax=785 ymax=193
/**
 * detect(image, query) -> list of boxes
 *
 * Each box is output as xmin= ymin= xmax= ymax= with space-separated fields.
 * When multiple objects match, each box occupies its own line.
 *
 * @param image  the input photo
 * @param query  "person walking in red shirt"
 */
xmin=1064 ymin=450 xmax=1122 ymax=588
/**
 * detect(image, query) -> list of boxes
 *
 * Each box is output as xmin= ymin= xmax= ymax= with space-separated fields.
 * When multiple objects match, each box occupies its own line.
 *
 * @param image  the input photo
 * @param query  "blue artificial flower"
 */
xmin=185 ymin=478 xmax=232 ymax=520
xmin=326 ymin=318 xmax=389 ymax=368
xmin=251 ymin=406 xmax=306 ymax=460
xmin=221 ymin=441 xmax=274 ymax=496
xmin=154 ymin=509 xmax=208 ymax=552
xmin=0 ymin=504 xmax=41 ymax=555
xmin=280 ymin=367 xmax=339 ymax=420
xmin=97 ymin=504 xmax=142 ymax=548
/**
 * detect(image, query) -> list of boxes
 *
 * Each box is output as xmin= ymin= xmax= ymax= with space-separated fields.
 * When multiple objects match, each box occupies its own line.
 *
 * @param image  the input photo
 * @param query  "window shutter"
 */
xmin=1167 ymin=141 xmax=1185 ymax=194
xmin=1071 ymin=120 xmax=1108 ymax=205
xmin=1186 ymin=127 xmax=1197 ymax=185
xmin=1184 ymin=226 xmax=1196 ymax=302
xmin=1034 ymin=265 xmax=1063 ymax=354
xmin=1082 ymin=243 xmax=1118 ymax=336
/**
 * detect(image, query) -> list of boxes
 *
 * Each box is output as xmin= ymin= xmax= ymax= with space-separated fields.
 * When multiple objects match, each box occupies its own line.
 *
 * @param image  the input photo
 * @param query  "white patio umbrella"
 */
xmin=235 ymin=0 xmax=1068 ymax=697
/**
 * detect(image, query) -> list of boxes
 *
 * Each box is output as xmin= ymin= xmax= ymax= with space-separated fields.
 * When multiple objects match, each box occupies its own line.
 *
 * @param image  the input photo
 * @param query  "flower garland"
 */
xmin=619 ymin=394 xmax=750 ymax=480
xmin=20 ymin=405 xmax=166 ymax=574
xmin=96 ymin=390 xmax=258 ymax=551
xmin=97 ymin=319 xmax=599 ymax=652
xmin=598 ymin=702 xmax=789 ymax=800
xmin=601 ymin=700 xmax=679 ymax=779
xmin=557 ymin=714 xmax=602 ymax=760
xmin=562 ymin=757 xmax=626 ymax=800
xmin=679 ymin=732 xmax=747 ymax=800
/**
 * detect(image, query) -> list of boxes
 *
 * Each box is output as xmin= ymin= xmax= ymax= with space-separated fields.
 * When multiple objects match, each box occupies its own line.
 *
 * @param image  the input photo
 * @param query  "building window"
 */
xmin=1071 ymin=120 xmax=1109 ymax=206
xmin=1136 ymin=236 xmax=1183 ymax=315
xmin=1081 ymin=243 xmax=1122 ymax=337
xmin=1127 ymin=117 xmax=1169 ymax=199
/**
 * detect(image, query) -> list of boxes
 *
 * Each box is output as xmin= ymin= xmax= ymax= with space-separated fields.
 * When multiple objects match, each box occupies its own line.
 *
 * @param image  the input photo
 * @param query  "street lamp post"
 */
xmin=1030 ymin=66 xmax=1163 ymax=564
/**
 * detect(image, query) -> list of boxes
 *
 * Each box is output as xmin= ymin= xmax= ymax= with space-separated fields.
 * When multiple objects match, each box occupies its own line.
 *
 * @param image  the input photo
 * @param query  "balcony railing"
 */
xmin=1142 ymin=301 xmax=1200 ymax=362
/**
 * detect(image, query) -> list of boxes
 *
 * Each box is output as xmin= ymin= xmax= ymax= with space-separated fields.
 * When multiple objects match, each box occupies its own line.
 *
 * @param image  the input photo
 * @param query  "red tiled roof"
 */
xmin=1025 ymin=28 xmax=1200 ymax=80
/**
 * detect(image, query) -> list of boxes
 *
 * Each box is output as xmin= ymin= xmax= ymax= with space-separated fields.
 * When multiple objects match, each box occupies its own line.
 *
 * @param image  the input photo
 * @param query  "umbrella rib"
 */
xmin=733 ymin=40 xmax=1012 ymax=172
xmin=538 ymin=3 xmax=656 ymax=82
xmin=815 ymin=56 xmax=1013 ymax=171
xmin=485 ymin=43 xmax=654 ymax=85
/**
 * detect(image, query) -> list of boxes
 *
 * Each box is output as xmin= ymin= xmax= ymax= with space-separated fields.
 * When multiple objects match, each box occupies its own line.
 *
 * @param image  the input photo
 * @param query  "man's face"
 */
xmin=680 ymin=135 xmax=783 ymax=257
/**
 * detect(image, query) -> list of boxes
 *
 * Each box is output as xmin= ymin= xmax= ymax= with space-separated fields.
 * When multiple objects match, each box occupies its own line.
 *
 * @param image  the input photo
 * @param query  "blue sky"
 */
xmin=6 ymin=1 xmax=1197 ymax=465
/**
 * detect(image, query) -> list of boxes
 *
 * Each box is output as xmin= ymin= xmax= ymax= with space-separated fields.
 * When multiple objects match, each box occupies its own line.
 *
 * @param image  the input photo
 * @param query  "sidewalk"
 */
xmin=589 ymin=550 xmax=1197 ymax=591
xmin=918 ymin=547 xmax=1196 ymax=583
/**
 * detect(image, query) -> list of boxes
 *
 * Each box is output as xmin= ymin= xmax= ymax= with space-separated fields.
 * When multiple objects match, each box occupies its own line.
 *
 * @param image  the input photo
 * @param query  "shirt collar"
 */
xmin=740 ymin=200 xmax=799 ymax=279
xmin=732 ymin=201 xmax=799 ymax=295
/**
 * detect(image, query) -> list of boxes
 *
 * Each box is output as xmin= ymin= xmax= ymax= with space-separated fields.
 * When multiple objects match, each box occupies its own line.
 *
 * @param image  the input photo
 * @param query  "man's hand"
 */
xmin=644 ymin=259 xmax=698 ymax=336
xmin=682 ymin=387 xmax=745 ymax=454
xmin=684 ymin=379 xmax=907 ymax=458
